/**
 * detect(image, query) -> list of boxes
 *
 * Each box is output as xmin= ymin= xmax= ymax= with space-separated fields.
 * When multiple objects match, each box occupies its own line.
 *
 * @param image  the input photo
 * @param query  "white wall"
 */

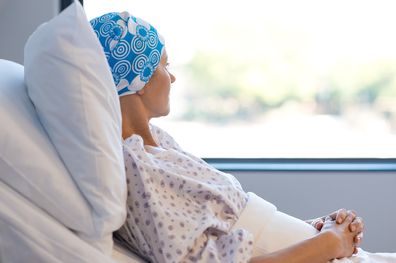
xmin=232 ymin=171 xmax=396 ymax=252
xmin=0 ymin=0 xmax=59 ymax=64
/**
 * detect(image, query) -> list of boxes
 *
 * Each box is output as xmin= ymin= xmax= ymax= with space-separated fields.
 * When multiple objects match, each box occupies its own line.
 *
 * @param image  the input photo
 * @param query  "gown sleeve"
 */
xmin=178 ymin=228 xmax=254 ymax=263
xmin=117 ymin=126 xmax=253 ymax=263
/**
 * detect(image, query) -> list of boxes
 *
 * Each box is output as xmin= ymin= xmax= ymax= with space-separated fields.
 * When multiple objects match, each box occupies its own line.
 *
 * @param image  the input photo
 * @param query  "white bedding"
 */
xmin=0 ymin=180 xmax=144 ymax=263
xmin=112 ymin=244 xmax=146 ymax=263
xmin=0 ymin=3 xmax=394 ymax=261
xmin=2 ymin=169 xmax=395 ymax=263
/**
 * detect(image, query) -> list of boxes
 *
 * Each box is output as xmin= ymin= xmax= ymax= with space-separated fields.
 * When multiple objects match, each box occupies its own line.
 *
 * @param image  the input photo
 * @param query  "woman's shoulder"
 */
xmin=149 ymin=123 xmax=182 ymax=151
xmin=121 ymin=124 xmax=183 ymax=154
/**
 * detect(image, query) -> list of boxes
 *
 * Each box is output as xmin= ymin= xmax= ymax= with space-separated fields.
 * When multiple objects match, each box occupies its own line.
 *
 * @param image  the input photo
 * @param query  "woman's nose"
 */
xmin=170 ymin=72 xmax=176 ymax=83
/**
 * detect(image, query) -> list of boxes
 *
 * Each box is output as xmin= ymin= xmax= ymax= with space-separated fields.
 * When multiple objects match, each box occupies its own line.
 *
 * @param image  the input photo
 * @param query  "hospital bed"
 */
xmin=0 ymin=58 xmax=146 ymax=263
xmin=2 ymin=2 xmax=396 ymax=263
xmin=0 ymin=2 xmax=147 ymax=262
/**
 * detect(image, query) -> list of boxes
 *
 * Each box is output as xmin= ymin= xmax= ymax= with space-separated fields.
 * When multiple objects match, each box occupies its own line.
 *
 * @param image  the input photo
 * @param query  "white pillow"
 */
xmin=24 ymin=1 xmax=127 ymax=255
xmin=0 ymin=59 xmax=94 ymax=237
xmin=0 ymin=180 xmax=115 ymax=263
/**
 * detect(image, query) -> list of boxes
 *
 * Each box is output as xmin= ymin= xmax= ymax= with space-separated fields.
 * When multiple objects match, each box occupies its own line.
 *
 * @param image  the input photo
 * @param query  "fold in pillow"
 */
xmin=0 ymin=180 xmax=117 ymax=263
xmin=24 ymin=1 xmax=127 ymax=255
xmin=0 ymin=59 xmax=94 ymax=237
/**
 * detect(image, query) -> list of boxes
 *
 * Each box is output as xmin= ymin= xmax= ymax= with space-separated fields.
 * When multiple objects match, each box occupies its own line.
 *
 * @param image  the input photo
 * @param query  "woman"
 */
xmin=90 ymin=12 xmax=380 ymax=263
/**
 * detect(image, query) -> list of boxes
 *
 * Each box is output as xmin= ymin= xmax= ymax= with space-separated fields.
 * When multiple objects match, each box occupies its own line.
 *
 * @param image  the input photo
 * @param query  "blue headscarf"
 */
xmin=90 ymin=12 xmax=164 ymax=96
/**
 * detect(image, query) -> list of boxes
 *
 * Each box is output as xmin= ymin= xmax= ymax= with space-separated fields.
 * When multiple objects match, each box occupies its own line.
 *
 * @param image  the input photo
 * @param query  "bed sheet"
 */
xmin=0 ymin=180 xmax=145 ymax=263
xmin=1 ymin=175 xmax=394 ymax=263
xmin=112 ymin=243 xmax=146 ymax=263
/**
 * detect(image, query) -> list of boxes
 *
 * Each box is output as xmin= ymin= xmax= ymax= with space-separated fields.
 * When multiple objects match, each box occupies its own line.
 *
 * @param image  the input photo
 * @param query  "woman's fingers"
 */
xmin=334 ymin=209 xmax=357 ymax=224
xmin=353 ymin=232 xmax=363 ymax=254
xmin=323 ymin=208 xmax=356 ymax=224
xmin=327 ymin=209 xmax=342 ymax=221
xmin=315 ymin=220 xmax=323 ymax=230
xmin=342 ymin=212 xmax=355 ymax=226
xmin=354 ymin=232 xmax=364 ymax=245
xmin=350 ymin=216 xmax=364 ymax=233
xmin=330 ymin=208 xmax=353 ymax=224
xmin=311 ymin=218 xmax=324 ymax=230
xmin=335 ymin=208 xmax=347 ymax=223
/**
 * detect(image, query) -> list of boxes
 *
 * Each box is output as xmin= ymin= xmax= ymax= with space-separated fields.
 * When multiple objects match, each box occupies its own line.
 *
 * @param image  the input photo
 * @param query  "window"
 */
xmin=84 ymin=0 xmax=396 ymax=158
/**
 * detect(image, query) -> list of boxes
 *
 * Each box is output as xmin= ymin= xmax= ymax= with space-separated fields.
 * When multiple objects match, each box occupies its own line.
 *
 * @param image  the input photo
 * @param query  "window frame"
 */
xmin=60 ymin=0 xmax=83 ymax=11
xmin=205 ymin=158 xmax=396 ymax=172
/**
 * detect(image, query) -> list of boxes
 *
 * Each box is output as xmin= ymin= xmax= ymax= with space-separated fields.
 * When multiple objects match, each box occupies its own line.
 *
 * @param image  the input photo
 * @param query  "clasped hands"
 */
xmin=306 ymin=209 xmax=364 ymax=254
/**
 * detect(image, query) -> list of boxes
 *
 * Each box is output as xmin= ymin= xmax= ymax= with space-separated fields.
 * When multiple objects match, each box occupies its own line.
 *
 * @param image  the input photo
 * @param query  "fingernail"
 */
xmin=351 ymin=225 xmax=356 ymax=231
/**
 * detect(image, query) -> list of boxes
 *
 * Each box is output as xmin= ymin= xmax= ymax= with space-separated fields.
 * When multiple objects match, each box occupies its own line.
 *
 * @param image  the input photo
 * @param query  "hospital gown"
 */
xmin=115 ymin=124 xmax=396 ymax=263
xmin=115 ymin=124 xmax=254 ymax=263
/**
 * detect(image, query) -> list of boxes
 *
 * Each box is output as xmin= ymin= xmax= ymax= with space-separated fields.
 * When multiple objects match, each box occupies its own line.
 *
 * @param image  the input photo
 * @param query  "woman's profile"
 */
xmin=90 ymin=12 xmax=395 ymax=263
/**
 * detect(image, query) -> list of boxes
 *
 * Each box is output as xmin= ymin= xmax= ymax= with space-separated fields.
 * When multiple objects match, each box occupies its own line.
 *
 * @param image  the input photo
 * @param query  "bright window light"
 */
xmin=84 ymin=0 xmax=396 ymax=158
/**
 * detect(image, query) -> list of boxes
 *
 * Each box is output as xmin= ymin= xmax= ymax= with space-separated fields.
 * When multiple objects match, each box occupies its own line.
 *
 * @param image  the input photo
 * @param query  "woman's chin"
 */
xmin=164 ymin=104 xmax=171 ymax=116
xmin=163 ymin=108 xmax=171 ymax=117
xmin=154 ymin=107 xmax=170 ymax=118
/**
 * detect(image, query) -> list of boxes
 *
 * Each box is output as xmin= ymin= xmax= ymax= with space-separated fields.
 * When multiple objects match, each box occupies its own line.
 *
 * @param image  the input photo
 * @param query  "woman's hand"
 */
xmin=321 ymin=213 xmax=360 ymax=259
xmin=307 ymin=209 xmax=364 ymax=253
xmin=250 ymin=212 xmax=363 ymax=263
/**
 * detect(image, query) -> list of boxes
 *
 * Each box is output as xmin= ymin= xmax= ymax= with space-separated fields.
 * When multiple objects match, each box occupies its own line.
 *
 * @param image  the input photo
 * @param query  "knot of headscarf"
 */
xmin=90 ymin=12 xmax=164 ymax=96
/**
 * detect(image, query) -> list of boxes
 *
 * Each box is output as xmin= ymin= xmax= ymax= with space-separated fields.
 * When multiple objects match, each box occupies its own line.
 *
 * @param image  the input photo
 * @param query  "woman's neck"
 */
xmin=120 ymin=95 xmax=158 ymax=147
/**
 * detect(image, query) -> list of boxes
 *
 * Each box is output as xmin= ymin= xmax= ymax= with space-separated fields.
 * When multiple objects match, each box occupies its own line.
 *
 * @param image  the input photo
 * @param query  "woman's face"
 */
xmin=138 ymin=48 xmax=176 ymax=119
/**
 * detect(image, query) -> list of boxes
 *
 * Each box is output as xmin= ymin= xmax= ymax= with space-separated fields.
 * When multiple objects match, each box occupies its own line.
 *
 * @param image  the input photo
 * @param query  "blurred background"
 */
xmin=84 ymin=0 xmax=396 ymax=158
xmin=1 ymin=0 xmax=395 ymax=252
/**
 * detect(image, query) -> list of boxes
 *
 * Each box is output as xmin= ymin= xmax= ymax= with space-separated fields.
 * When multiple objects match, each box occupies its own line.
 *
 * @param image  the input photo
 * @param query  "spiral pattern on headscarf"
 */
xmin=90 ymin=12 xmax=165 ymax=96
xmin=112 ymin=40 xmax=130 ymax=60
xmin=149 ymin=49 xmax=161 ymax=65
xmin=100 ymin=21 xmax=116 ymax=37
xmin=98 ymin=12 xmax=116 ymax=23
xmin=132 ymin=54 xmax=148 ymax=74
xmin=147 ymin=31 xmax=158 ymax=48
xmin=132 ymin=36 xmax=146 ymax=54
xmin=113 ymin=60 xmax=131 ymax=79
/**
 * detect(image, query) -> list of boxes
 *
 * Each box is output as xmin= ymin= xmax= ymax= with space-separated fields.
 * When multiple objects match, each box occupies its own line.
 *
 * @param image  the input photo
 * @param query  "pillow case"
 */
xmin=0 ymin=59 xmax=94 ymax=236
xmin=24 ymin=1 xmax=126 ymax=254
xmin=0 ymin=180 xmax=115 ymax=263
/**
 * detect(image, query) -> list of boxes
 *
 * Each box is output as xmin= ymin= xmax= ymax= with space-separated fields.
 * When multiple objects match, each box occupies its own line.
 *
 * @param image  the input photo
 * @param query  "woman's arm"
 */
xmin=250 ymin=213 xmax=358 ymax=263
xmin=250 ymin=231 xmax=336 ymax=263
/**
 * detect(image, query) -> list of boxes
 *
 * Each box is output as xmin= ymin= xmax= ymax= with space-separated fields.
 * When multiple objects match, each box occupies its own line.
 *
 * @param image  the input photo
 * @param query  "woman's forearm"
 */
xmin=249 ymin=231 xmax=337 ymax=263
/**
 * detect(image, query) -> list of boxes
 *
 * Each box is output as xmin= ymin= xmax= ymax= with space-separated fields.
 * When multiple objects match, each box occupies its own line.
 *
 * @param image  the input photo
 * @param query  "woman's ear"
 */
xmin=137 ymin=89 xmax=145 ymax=96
